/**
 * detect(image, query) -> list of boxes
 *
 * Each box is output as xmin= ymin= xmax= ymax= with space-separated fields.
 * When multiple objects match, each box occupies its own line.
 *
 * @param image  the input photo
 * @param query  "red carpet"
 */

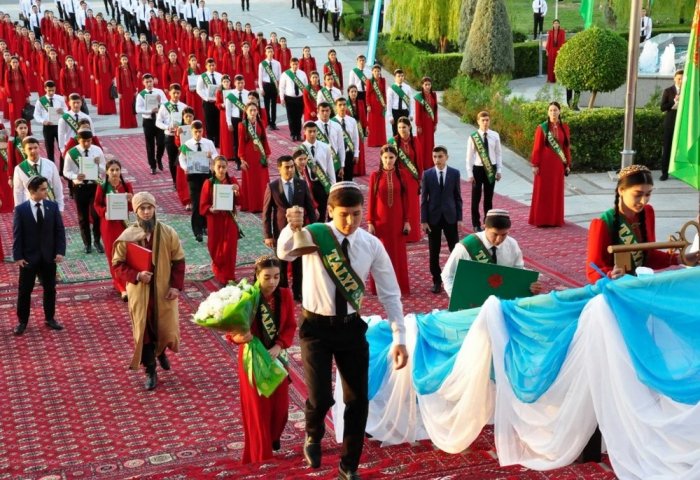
xmin=0 ymin=128 xmax=613 ymax=479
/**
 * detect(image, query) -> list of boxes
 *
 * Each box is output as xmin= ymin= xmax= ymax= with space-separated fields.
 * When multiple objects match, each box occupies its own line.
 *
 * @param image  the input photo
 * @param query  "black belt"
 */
xmin=302 ymin=308 xmax=359 ymax=325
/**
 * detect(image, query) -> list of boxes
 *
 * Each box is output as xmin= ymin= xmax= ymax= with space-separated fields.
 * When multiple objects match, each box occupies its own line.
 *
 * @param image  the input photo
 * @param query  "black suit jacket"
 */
xmin=420 ymin=166 xmax=463 ymax=225
xmin=661 ymin=85 xmax=679 ymax=129
xmin=13 ymin=199 xmax=66 ymax=265
xmin=262 ymin=177 xmax=317 ymax=240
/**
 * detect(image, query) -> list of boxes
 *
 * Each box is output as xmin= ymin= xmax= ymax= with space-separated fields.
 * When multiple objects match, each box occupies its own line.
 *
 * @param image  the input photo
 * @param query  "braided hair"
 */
xmin=612 ymin=165 xmax=653 ymax=260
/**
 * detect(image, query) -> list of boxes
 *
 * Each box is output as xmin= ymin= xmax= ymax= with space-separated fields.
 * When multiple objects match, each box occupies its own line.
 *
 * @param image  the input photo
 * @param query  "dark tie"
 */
xmin=49 ymin=97 xmax=53 ymax=107
xmin=294 ymin=79 xmax=299 ymax=96
xmin=335 ymin=237 xmax=350 ymax=317
xmin=491 ymin=246 xmax=497 ymax=264
xmin=310 ymin=145 xmax=315 ymax=158
xmin=210 ymin=73 xmax=216 ymax=85
xmin=35 ymin=202 xmax=44 ymax=231
xmin=238 ymin=92 xmax=243 ymax=113
xmin=74 ymin=113 xmax=79 ymax=122
xmin=324 ymin=123 xmax=329 ymax=138
xmin=84 ymin=148 xmax=88 ymax=156
xmin=398 ymin=87 xmax=403 ymax=110
xmin=32 ymin=162 xmax=39 ymax=175
xmin=439 ymin=170 xmax=444 ymax=189
xmin=197 ymin=142 xmax=202 ymax=151
xmin=286 ymin=181 xmax=293 ymax=204
xmin=341 ymin=118 xmax=346 ymax=131
xmin=174 ymin=104 xmax=178 ymax=112
xmin=483 ymin=131 xmax=489 ymax=157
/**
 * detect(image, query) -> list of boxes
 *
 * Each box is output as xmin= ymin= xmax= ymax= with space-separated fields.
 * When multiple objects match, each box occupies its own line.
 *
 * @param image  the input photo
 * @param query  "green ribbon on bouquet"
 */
xmin=242 ymin=337 xmax=289 ymax=397
xmin=193 ymin=281 xmax=260 ymax=333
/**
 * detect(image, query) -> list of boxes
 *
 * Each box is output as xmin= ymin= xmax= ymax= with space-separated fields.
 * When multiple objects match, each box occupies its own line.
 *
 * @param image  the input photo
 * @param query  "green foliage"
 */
xmin=419 ymin=54 xmax=463 ymax=90
xmin=462 ymin=0 xmax=514 ymax=78
xmin=644 ymin=86 xmax=663 ymax=110
xmin=386 ymin=0 xmax=461 ymax=52
xmin=512 ymin=31 xmax=528 ymax=43
xmin=513 ymin=42 xmax=540 ymax=79
xmin=340 ymin=14 xmax=368 ymax=41
xmin=458 ymin=0 xmax=479 ymax=50
xmin=555 ymin=27 xmax=627 ymax=107
xmin=617 ymin=25 xmax=691 ymax=40
xmin=609 ymin=0 xmax=695 ymax=27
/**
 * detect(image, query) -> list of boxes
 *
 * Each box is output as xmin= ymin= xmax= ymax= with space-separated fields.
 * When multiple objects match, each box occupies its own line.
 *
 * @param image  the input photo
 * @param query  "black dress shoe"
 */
xmin=94 ymin=241 xmax=105 ymax=254
xmin=272 ymin=439 xmax=281 ymax=451
xmin=13 ymin=323 xmax=27 ymax=335
xmin=84 ymin=245 xmax=92 ymax=254
xmin=45 ymin=319 xmax=64 ymax=330
xmin=338 ymin=465 xmax=361 ymax=480
xmin=195 ymin=234 xmax=203 ymax=242
xmin=144 ymin=371 xmax=157 ymax=390
xmin=303 ymin=436 xmax=321 ymax=468
xmin=431 ymin=282 xmax=441 ymax=294
xmin=157 ymin=160 xmax=164 ymax=171
xmin=121 ymin=293 xmax=128 ymax=302
xmin=157 ymin=352 xmax=171 ymax=370
xmin=660 ymin=174 xmax=669 ymax=181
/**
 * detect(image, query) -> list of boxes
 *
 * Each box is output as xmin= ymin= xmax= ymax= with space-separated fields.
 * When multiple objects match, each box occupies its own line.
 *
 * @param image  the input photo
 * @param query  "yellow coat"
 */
xmin=113 ymin=222 xmax=186 ymax=369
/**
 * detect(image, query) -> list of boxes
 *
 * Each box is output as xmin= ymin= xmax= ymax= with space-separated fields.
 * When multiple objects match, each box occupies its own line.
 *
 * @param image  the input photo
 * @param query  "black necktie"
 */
xmin=197 ymin=142 xmax=202 ymax=151
xmin=324 ymin=123 xmax=329 ymax=138
xmin=49 ymin=97 xmax=53 ymax=107
xmin=341 ymin=118 xmax=346 ymax=131
xmin=335 ymin=238 xmax=350 ymax=317
xmin=74 ymin=113 xmax=79 ymax=122
xmin=397 ymin=87 xmax=403 ymax=110
xmin=294 ymin=78 xmax=299 ymax=96
xmin=238 ymin=92 xmax=243 ymax=113
xmin=173 ymin=104 xmax=178 ymax=112
xmin=483 ymin=131 xmax=489 ymax=157
xmin=286 ymin=181 xmax=293 ymax=204
xmin=491 ymin=246 xmax=497 ymax=264
xmin=35 ymin=202 xmax=44 ymax=231
xmin=439 ymin=170 xmax=444 ymax=189
xmin=32 ymin=162 xmax=39 ymax=175
xmin=211 ymin=73 xmax=216 ymax=85
xmin=84 ymin=148 xmax=88 ymax=156
xmin=310 ymin=145 xmax=315 ymax=157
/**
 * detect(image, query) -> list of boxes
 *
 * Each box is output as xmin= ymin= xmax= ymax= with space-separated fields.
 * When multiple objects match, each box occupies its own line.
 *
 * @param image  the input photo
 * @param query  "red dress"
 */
xmin=367 ymin=169 xmax=410 ymax=294
xmin=303 ymin=85 xmax=320 ymax=123
xmin=88 ymin=50 xmax=99 ymax=104
xmin=93 ymin=181 xmax=134 ymax=294
xmin=60 ymin=66 xmax=82 ymax=97
xmin=414 ymin=91 xmax=438 ymax=171
xmin=365 ymin=76 xmax=387 ymax=147
xmin=174 ymin=132 xmax=192 ymax=206
xmin=586 ymin=204 xmax=677 ymax=283
xmin=393 ymin=135 xmax=423 ymax=243
xmin=150 ymin=52 xmax=168 ymax=87
xmin=115 ymin=65 xmax=138 ymax=128
xmin=216 ymin=89 xmax=234 ymax=160
xmin=93 ymin=54 xmax=117 ymax=115
xmin=299 ymin=56 xmax=316 ymax=77
xmin=323 ymin=60 xmax=343 ymax=90
xmin=545 ymin=28 xmax=566 ymax=83
xmin=349 ymin=98 xmax=367 ymax=176
xmin=238 ymin=120 xmax=271 ymax=213
xmin=199 ymin=175 xmax=242 ymax=283
xmin=528 ymin=122 xmax=571 ymax=227
xmin=3 ymin=68 xmax=29 ymax=128
xmin=0 ymin=125 xmax=12 ymax=213
xmin=275 ymin=48 xmax=292 ymax=71
xmin=221 ymin=51 xmax=238 ymax=77
xmin=161 ymin=60 xmax=184 ymax=87
xmin=227 ymin=288 xmax=296 ymax=465
xmin=236 ymin=54 xmax=256 ymax=91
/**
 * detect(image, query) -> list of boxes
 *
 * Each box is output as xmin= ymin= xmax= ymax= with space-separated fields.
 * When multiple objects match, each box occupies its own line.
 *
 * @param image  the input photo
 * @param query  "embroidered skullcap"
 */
xmin=329 ymin=181 xmax=361 ymax=194
xmin=132 ymin=191 xmax=156 ymax=211
xmin=485 ymin=209 xmax=511 ymax=229
xmin=618 ymin=164 xmax=651 ymax=180
xmin=486 ymin=209 xmax=509 ymax=219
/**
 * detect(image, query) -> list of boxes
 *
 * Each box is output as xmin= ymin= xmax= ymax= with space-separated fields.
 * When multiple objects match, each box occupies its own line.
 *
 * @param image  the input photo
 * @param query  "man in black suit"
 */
xmin=12 ymin=175 xmax=67 ymax=335
xmin=420 ymin=146 xmax=463 ymax=294
xmin=263 ymin=154 xmax=317 ymax=301
xmin=660 ymin=69 xmax=683 ymax=181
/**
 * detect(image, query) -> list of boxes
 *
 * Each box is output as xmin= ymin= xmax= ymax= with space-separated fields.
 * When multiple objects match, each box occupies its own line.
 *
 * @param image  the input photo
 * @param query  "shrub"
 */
xmin=417 ymin=54 xmax=462 ymax=90
xmin=340 ymin=14 xmax=368 ymax=41
xmin=513 ymin=42 xmax=540 ymax=79
xmin=462 ymin=0 xmax=514 ymax=79
xmin=377 ymin=37 xmax=461 ymax=90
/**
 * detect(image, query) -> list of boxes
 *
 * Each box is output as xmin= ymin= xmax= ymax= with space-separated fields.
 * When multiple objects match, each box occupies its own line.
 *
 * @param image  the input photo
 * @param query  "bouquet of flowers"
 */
xmin=192 ymin=279 xmax=287 ymax=397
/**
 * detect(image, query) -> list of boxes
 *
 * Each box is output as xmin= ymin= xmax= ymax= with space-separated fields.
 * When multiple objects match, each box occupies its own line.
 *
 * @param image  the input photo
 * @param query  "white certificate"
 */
xmin=213 ymin=183 xmax=234 ymax=211
xmin=186 ymin=151 xmax=210 ymax=174
xmin=179 ymin=124 xmax=193 ymax=144
xmin=79 ymin=157 xmax=99 ymax=181
xmin=144 ymin=94 xmax=160 ymax=111
xmin=47 ymin=106 xmax=61 ymax=124
xmin=169 ymin=111 xmax=182 ymax=126
xmin=188 ymin=74 xmax=197 ymax=90
xmin=106 ymin=193 xmax=129 ymax=221
xmin=207 ymin=84 xmax=218 ymax=98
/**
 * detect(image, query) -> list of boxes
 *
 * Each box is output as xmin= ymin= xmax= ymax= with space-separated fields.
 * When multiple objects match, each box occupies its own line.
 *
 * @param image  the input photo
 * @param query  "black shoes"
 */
xmin=269 ymin=124 xmax=279 ymax=131
xmin=195 ymin=234 xmax=203 ymax=242
xmin=660 ymin=174 xmax=669 ymax=181
xmin=84 ymin=244 xmax=92 ymax=254
xmin=151 ymin=168 xmax=157 ymax=175
xmin=431 ymin=282 xmax=441 ymax=294
xmin=157 ymin=352 xmax=171 ymax=370
xmin=338 ymin=465 xmax=361 ymax=480
xmin=94 ymin=241 xmax=105 ymax=254
xmin=272 ymin=439 xmax=281 ymax=451
xmin=157 ymin=160 xmax=164 ymax=171
xmin=45 ymin=319 xmax=64 ymax=330
xmin=13 ymin=323 xmax=27 ymax=335
xmin=303 ymin=436 xmax=322 ymax=468
xmin=144 ymin=371 xmax=157 ymax=390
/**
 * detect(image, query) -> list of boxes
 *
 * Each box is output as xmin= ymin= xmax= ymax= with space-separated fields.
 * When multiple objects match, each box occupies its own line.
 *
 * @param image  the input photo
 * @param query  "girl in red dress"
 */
xmin=93 ymin=44 xmax=117 ymax=115
xmin=390 ymin=117 xmax=422 ymax=243
xmin=414 ymin=76 xmax=438 ymax=171
xmin=161 ymin=50 xmax=184 ymax=87
xmin=174 ymin=107 xmax=195 ymax=210
xmin=88 ymin=41 xmax=100 ymax=105
xmin=365 ymin=64 xmax=387 ymax=147
xmin=60 ymin=56 xmax=82 ymax=99
xmin=93 ymin=159 xmax=134 ymax=300
xmin=236 ymin=42 xmax=256 ymax=91
xmin=529 ymin=101 xmax=571 ymax=227
xmin=238 ymin=102 xmax=270 ymax=213
xmin=181 ymin=55 xmax=205 ymax=123
xmin=585 ymin=165 xmax=690 ymax=283
xmin=199 ymin=155 xmax=242 ymax=284
xmin=221 ymin=42 xmax=238 ymax=77
xmin=347 ymin=85 xmax=367 ymax=177
xmin=323 ymin=49 xmax=343 ymax=91
xmin=136 ymin=41 xmax=151 ymax=83
xmin=115 ymin=54 xmax=138 ymax=128
xmin=2 ymin=56 xmax=30 ymax=128
xmin=367 ymin=145 xmax=410 ymax=294
xmin=0 ymin=121 xmax=12 ymax=213
xmin=217 ymin=75 xmax=235 ymax=160
xmin=299 ymin=46 xmax=316 ymax=77
xmin=150 ymin=42 xmax=168 ymax=87
xmin=226 ymin=255 xmax=296 ymax=465
xmin=7 ymin=119 xmax=29 ymax=174
xmin=302 ymin=70 xmax=320 ymax=122
xmin=545 ymin=20 xmax=566 ymax=83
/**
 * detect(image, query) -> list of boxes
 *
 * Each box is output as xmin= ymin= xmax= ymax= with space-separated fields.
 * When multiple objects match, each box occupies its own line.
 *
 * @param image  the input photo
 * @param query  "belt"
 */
xmin=302 ymin=308 xmax=359 ymax=325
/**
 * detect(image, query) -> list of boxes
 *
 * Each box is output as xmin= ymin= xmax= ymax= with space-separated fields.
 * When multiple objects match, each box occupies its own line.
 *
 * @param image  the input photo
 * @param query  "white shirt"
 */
xmin=13 ymin=157 xmax=65 ymax=212
xmin=155 ymin=100 xmax=189 ymax=134
xmin=641 ymin=16 xmax=653 ymax=40
xmin=29 ymin=11 xmax=42 ymax=29
xmin=315 ymin=0 xmax=326 ymax=8
xmin=333 ymin=114 xmax=359 ymax=159
xmin=301 ymin=140 xmax=336 ymax=184
xmin=532 ymin=0 xmax=547 ymax=15
xmin=19 ymin=0 xmax=33 ymax=17
xmin=348 ymin=66 xmax=370 ymax=93
xmin=278 ymin=68 xmax=308 ymax=98
xmin=385 ymin=82 xmax=414 ymax=119
xmin=258 ymin=58 xmax=282 ymax=89
xmin=58 ymin=110 xmax=93 ymax=151
xmin=465 ymin=128 xmax=503 ymax=179
xmin=441 ymin=232 xmax=525 ymax=297
xmin=63 ymin=144 xmax=105 ymax=183
xmin=224 ymin=89 xmax=250 ymax=125
xmin=277 ymin=222 xmax=406 ymax=345
xmin=316 ymin=86 xmax=342 ymax=106
xmin=315 ymin=119 xmax=344 ymax=167
xmin=178 ymin=137 xmax=217 ymax=170
xmin=196 ymin=71 xmax=223 ymax=101
xmin=31 ymin=199 xmax=45 ymax=222
xmin=76 ymin=8 xmax=88 ymax=29
xmin=326 ymin=0 xmax=342 ymax=14
xmin=33 ymin=95 xmax=68 ymax=125
xmin=183 ymin=0 xmax=196 ymax=19
xmin=196 ymin=6 xmax=210 ymax=22
xmin=135 ymin=88 xmax=168 ymax=119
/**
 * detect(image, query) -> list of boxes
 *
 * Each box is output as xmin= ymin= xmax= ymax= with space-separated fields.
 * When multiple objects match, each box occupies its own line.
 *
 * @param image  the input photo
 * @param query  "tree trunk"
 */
xmin=439 ymin=35 xmax=448 ymax=54
xmin=588 ymin=91 xmax=598 ymax=109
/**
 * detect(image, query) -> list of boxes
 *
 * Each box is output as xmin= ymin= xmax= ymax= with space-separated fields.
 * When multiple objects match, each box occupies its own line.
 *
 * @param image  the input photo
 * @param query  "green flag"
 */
xmin=670 ymin=1 xmax=700 ymax=189
xmin=579 ymin=0 xmax=594 ymax=29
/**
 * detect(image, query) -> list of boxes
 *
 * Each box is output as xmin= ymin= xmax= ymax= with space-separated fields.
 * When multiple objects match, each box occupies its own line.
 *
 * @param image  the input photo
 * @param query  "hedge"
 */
xmin=376 ymin=37 xmax=461 ymax=90
xmin=340 ymin=14 xmax=368 ymax=41
xmin=513 ymin=42 xmax=540 ymax=79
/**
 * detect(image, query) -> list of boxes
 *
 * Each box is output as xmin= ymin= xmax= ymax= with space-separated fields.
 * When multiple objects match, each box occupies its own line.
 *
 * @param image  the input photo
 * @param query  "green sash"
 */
xmin=370 ymin=78 xmax=386 ymax=114
xmin=244 ymin=120 xmax=267 ymax=167
xmin=211 ymin=176 xmax=244 ymax=238
xmin=201 ymin=72 xmax=212 ymax=86
xmin=61 ymin=112 xmax=80 ymax=134
xmin=325 ymin=61 xmax=341 ymax=87
xmin=39 ymin=95 xmax=51 ymax=111
xmin=460 ymin=234 xmax=495 ymax=264
xmin=300 ymin=144 xmax=332 ymax=193
xmin=257 ymin=296 xmax=288 ymax=367
xmin=415 ymin=92 xmax=435 ymax=121
xmin=352 ymin=67 xmax=367 ymax=84
xmin=226 ymin=92 xmax=247 ymax=113
xmin=470 ymin=131 xmax=496 ymax=185
xmin=315 ymin=127 xmax=341 ymax=172
xmin=306 ymin=223 xmax=365 ymax=312
xmin=164 ymin=101 xmax=177 ymax=113
xmin=391 ymin=83 xmax=411 ymax=108
xmin=179 ymin=144 xmax=192 ymax=154
xmin=320 ymin=86 xmax=334 ymax=106
xmin=19 ymin=159 xmax=55 ymax=200
xmin=0 ymin=144 xmax=7 ymax=171
xmin=13 ymin=137 xmax=27 ymax=161
xmin=601 ymin=208 xmax=644 ymax=270
xmin=388 ymin=137 xmax=419 ymax=180
xmin=285 ymin=69 xmax=311 ymax=95
xmin=262 ymin=60 xmax=278 ymax=85
xmin=540 ymin=121 xmax=568 ymax=168
xmin=331 ymin=117 xmax=354 ymax=153
xmin=138 ymin=89 xmax=149 ymax=98
xmin=67 ymin=146 xmax=82 ymax=167
xmin=346 ymin=101 xmax=365 ymax=139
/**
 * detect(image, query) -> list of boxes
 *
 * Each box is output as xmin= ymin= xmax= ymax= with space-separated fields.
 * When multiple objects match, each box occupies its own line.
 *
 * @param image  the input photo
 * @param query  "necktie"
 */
xmin=294 ymin=76 xmax=299 ymax=96
xmin=324 ymin=123 xmax=329 ymax=138
xmin=173 ymin=104 xmax=178 ymax=112
xmin=197 ymin=142 xmax=202 ymax=151
xmin=35 ymin=202 xmax=44 ymax=230
xmin=211 ymin=73 xmax=216 ymax=85
xmin=335 ymin=237 xmax=350 ymax=317
xmin=483 ymin=131 xmax=489 ymax=157
xmin=32 ymin=162 xmax=39 ymax=175
xmin=74 ymin=113 xmax=79 ymax=122
xmin=439 ymin=170 xmax=444 ymax=189
xmin=84 ymin=148 xmax=88 ymax=156
xmin=341 ymin=118 xmax=346 ymax=131
xmin=286 ymin=181 xmax=293 ymax=204
xmin=310 ymin=145 xmax=315 ymax=157
xmin=491 ymin=246 xmax=497 ymax=264
xmin=49 ymin=97 xmax=53 ymax=107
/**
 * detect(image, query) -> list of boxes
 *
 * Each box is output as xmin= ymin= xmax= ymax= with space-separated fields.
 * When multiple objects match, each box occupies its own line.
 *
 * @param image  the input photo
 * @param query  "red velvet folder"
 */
xmin=126 ymin=242 xmax=153 ymax=272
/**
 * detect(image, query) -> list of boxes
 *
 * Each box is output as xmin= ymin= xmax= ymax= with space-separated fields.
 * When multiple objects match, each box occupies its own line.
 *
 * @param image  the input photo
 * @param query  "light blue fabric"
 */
xmin=601 ymin=267 xmax=700 ymax=405
xmin=367 ymin=317 xmax=393 ymax=400
xmin=500 ymin=284 xmax=599 ymax=403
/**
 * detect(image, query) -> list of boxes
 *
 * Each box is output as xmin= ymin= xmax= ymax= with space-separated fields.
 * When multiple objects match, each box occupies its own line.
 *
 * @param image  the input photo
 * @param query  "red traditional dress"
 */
xmin=161 ymin=58 xmax=184 ymax=87
xmin=236 ymin=53 xmax=256 ymax=91
xmin=43 ymin=58 xmax=62 ymax=84
xmin=75 ymin=39 xmax=92 ymax=92
xmin=60 ymin=65 xmax=83 ymax=98
xmin=226 ymin=287 xmax=296 ymax=465
xmin=365 ymin=76 xmax=387 ymax=147
xmin=93 ymin=180 xmax=134 ymax=294
xmin=93 ymin=53 xmax=117 ymax=114
xmin=299 ymin=56 xmax=316 ymax=77
xmin=238 ymin=119 xmax=271 ymax=213
xmin=274 ymin=47 xmax=291 ymax=71
xmin=88 ymin=48 xmax=99 ymax=104
xmin=174 ymin=129 xmax=192 ymax=207
xmin=150 ymin=52 xmax=168 ymax=86
xmin=302 ymin=84 xmax=320 ymax=122
xmin=323 ymin=60 xmax=343 ymax=90
xmin=586 ymin=204 xmax=677 ymax=283
xmin=7 ymin=135 xmax=28 ymax=174
xmin=198 ymin=175 xmax=242 ymax=283
xmin=348 ymin=97 xmax=367 ymax=176
xmin=0 ymin=124 xmax=13 ymax=213
xmin=136 ymin=48 xmax=151 ymax=83
xmin=3 ymin=66 xmax=29 ymax=127
xmin=195 ymin=38 xmax=209 ymax=66
xmin=207 ymin=43 xmax=226 ymax=67
xmin=545 ymin=27 xmax=566 ymax=83
xmin=414 ymin=90 xmax=438 ymax=171
xmin=528 ymin=121 xmax=571 ymax=227
xmin=221 ymin=49 xmax=237 ymax=77
xmin=367 ymin=168 xmax=410 ymax=294
xmin=115 ymin=64 xmax=138 ymax=128
xmin=391 ymin=134 xmax=422 ymax=243
xmin=29 ymin=46 xmax=45 ymax=92
xmin=216 ymin=89 xmax=234 ymax=159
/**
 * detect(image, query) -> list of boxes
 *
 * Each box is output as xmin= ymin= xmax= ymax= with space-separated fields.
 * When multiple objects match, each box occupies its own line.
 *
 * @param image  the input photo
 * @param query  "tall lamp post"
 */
xmin=621 ymin=0 xmax=643 ymax=169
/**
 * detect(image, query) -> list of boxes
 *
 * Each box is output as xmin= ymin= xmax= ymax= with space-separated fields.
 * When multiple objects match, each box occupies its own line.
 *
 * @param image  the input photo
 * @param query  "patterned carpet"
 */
xmin=0 ymin=129 xmax=614 ymax=479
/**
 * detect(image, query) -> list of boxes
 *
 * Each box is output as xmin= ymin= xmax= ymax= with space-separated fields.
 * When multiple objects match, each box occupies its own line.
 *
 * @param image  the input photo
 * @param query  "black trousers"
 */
xmin=279 ymin=257 xmax=302 ymax=298
xmin=310 ymin=180 xmax=328 ymax=222
xmin=74 ymin=182 xmax=101 ymax=246
xmin=32 ymin=27 xmax=41 ymax=41
xmin=331 ymin=12 xmax=340 ymax=39
xmin=17 ymin=259 xmax=57 ymax=324
xmin=241 ymin=0 xmax=249 ymax=11
xmin=318 ymin=8 xmax=327 ymax=32
xmin=299 ymin=311 xmax=369 ymax=471
xmin=533 ymin=13 xmax=544 ymax=39
xmin=231 ymin=117 xmax=242 ymax=159
xmin=187 ymin=18 xmax=197 ymax=27
xmin=203 ymin=101 xmax=220 ymax=146
xmin=143 ymin=117 xmax=165 ymax=170
xmin=188 ymin=173 xmax=208 ymax=236
xmin=428 ymin=215 xmax=459 ymax=284
xmin=343 ymin=150 xmax=355 ymax=181
xmin=356 ymin=91 xmax=366 ymax=102
xmin=57 ymin=2 xmax=65 ymax=20
xmin=285 ymin=95 xmax=304 ymax=138
xmin=471 ymin=165 xmax=495 ymax=228
xmin=199 ymin=20 xmax=209 ymax=33
xmin=391 ymin=108 xmax=409 ymax=137
xmin=164 ymin=135 xmax=179 ymax=184
xmin=43 ymin=125 xmax=59 ymax=163
xmin=308 ymin=0 xmax=316 ymax=22
xmin=138 ymin=21 xmax=152 ymax=43
xmin=123 ymin=10 xmax=135 ymax=33
xmin=296 ymin=0 xmax=306 ymax=16
xmin=262 ymin=82 xmax=278 ymax=127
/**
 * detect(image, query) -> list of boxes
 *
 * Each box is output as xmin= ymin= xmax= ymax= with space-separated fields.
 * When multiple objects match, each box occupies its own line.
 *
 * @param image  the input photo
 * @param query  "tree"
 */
xmin=461 ymin=0 xmax=514 ymax=80
xmin=385 ymin=0 xmax=461 ymax=53
xmin=458 ymin=0 xmax=479 ymax=51
xmin=555 ymin=27 xmax=627 ymax=108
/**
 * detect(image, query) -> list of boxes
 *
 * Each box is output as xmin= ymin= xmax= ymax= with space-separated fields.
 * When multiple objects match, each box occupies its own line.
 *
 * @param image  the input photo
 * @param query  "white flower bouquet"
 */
xmin=193 ymin=279 xmax=260 ymax=333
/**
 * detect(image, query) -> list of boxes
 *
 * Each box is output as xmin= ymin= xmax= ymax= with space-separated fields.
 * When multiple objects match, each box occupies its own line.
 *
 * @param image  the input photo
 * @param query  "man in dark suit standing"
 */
xmin=263 ymin=154 xmax=317 ymax=301
xmin=12 ymin=175 xmax=67 ymax=335
xmin=420 ymin=146 xmax=463 ymax=294
xmin=660 ymin=69 xmax=683 ymax=181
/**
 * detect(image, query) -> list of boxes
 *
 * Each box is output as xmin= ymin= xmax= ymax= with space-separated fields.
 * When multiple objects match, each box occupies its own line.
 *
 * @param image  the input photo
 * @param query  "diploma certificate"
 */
xmin=213 ymin=184 xmax=234 ymax=211
xmin=186 ymin=151 xmax=210 ymax=174
xmin=79 ymin=157 xmax=99 ymax=181
xmin=106 ymin=193 xmax=129 ymax=221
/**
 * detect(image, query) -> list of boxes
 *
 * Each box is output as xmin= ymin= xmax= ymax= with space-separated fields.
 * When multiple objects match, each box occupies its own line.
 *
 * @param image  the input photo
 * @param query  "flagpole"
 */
xmin=621 ymin=0 xmax=643 ymax=169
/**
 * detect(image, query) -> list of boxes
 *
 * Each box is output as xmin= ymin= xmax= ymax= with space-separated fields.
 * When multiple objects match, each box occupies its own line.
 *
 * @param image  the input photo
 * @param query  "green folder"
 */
xmin=448 ymin=259 xmax=540 ymax=312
